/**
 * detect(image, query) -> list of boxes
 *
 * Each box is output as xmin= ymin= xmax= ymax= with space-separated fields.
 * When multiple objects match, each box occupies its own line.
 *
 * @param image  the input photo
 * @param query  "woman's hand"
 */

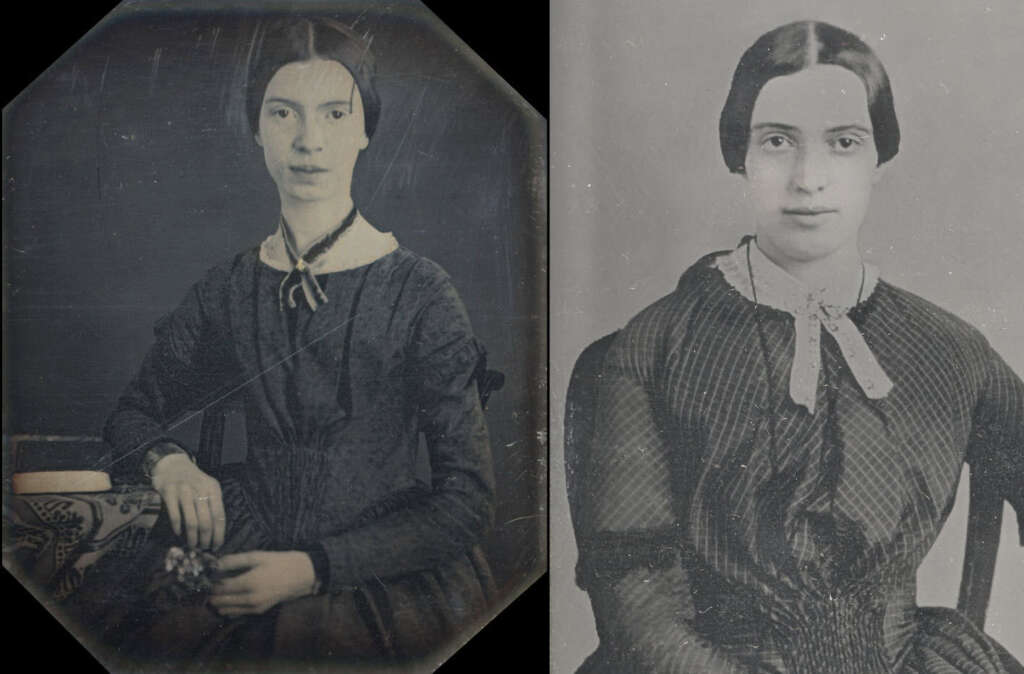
xmin=151 ymin=453 xmax=225 ymax=551
xmin=208 ymin=551 xmax=317 ymax=617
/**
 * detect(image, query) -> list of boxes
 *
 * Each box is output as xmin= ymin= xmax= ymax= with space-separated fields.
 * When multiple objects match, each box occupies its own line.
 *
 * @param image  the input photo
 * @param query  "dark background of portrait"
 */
xmin=3 ymin=0 xmax=549 ymax=670
xmin=550 ymin=0 xmax=1023 ymax=671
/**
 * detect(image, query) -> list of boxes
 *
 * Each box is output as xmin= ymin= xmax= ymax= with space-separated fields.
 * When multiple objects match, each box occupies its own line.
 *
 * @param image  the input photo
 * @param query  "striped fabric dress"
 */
xmin=573 ymin=243 xmax=1023 ymax=673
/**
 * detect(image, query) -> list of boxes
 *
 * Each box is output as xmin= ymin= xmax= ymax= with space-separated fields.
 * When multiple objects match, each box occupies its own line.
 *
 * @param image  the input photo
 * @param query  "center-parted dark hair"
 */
xmin=719 ymin=21 xmax=899 ymax=174
xmin=245 ymin=16 xmax=381 ymax=140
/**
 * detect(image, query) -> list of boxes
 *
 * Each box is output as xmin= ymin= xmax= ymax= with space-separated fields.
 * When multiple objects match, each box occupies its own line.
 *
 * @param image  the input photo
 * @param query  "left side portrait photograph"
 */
xmin=2 ymin=1 xmax=546 ymax=672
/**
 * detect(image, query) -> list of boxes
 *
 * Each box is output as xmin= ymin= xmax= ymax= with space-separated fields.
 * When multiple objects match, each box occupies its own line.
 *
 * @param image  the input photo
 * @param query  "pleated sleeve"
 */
xmin=575 ymin=298 xmax=751 ymax=673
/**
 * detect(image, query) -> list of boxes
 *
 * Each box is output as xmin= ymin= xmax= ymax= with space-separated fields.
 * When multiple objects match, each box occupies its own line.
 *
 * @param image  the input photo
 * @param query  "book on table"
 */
xmin=11 ymin=437 xmax=113 ymax=494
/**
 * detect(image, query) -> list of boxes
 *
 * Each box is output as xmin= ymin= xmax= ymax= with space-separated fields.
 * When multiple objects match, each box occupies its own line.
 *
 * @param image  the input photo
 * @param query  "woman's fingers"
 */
xmin=216 ymin=606 xmax=266 ymax=618
xmin=162 ymin=488 xmax=182 ymax=537
xmin=217 ymin=552 xmax=259 ymax=572
xmin=211 ymin=573 xmax=252 ymax=595
xmin=209 ymin=595 xmax=269 ymax=616
xmin=210 ymin=489 xmax=226 ymax=551
xmin=195 ymin=496 xmax=214 ymax=550
xmin=179 ymin=486 xmax=199 ymax=548
xmin=152 ymin=460 xmax=225 ymax=549
xmin=160 ymin=486 xmax=222 ymax=549
xmin=208 ymin=592 xmax=254 ymax=608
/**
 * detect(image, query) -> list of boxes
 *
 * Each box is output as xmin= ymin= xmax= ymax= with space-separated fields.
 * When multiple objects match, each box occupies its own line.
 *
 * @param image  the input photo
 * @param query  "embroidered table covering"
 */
xmin=4 ymin=485 xmax=162 ymax=600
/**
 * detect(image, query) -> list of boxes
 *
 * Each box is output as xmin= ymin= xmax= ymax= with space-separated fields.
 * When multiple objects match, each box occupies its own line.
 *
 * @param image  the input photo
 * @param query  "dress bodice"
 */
xmin=575 ymin=249 xmax=1024 ymax=672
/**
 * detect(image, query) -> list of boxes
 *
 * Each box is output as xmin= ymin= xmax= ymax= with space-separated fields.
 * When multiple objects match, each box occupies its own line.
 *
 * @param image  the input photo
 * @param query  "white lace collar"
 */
xmin=714 ymin=241 xmax=893 ymax=413
xmin=259 ymin=211 xmax=399 ymax=273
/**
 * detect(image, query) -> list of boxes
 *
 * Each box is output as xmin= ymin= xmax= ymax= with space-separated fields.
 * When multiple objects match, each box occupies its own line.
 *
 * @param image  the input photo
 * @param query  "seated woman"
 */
xmin=88 ymin=16 xmax=496 ymax=670
xmin=571 ymin=20 xmax=1023 ymax=674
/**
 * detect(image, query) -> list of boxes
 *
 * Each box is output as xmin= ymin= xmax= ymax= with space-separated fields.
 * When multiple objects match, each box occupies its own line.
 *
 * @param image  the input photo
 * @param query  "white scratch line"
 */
xmin=99 ymin=56 xmax=110 ymax=93
xmin=149 ymin=48 xmax=163 ymax=95
xmin=103 ymin=312 xmax=360 ymax=471
xmin=367 ymin=86 xmax=427 ymax=206
xmin=504 ymin=514 xmax=541 ymax=524
xmin=209 ymin=26 xmax=220 ymax=56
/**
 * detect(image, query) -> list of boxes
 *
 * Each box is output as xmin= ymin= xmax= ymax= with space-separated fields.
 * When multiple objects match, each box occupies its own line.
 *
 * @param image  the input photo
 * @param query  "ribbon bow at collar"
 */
xmin=716 ymin=241 xmax=894 ymax=414
xmin=278 ymin=207 xmax=358 ymax=312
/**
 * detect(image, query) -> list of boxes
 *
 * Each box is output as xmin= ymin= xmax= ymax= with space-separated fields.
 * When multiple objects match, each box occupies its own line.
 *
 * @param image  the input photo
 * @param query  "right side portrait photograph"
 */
xmin=552 ymin=2 xmax=1023 ymax=673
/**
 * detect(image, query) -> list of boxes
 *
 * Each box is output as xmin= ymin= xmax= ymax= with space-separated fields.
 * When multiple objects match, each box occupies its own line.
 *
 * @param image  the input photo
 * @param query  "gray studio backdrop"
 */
xmin=551 ymin=0 xmax=1023 ymax=670
xmin=4 ymin=0 xmax=545 ymax=601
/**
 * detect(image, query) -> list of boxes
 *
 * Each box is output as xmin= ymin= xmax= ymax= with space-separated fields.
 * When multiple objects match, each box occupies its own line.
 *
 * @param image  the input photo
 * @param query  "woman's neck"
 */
xmin=279 ymin=195 xmax=356 ymax=252
xmin=755 ymin=237 xmax=864 ymax=298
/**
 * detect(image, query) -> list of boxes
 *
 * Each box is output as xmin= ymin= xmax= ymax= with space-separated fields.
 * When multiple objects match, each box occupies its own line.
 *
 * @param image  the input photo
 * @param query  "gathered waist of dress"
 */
xmin=220 ymin=460 xmax=431 ymax=547
xmin=689 ymin=561 xmax=917 ymax=673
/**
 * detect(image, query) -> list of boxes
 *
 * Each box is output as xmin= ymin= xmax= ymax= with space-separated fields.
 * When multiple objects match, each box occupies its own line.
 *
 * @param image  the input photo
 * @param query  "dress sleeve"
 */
xmin=967 ymin=343 xmax=1024 ymax=544
xmin=575 ymin=315 xmax=751 ymax=673
xmin=103 ymin=271 xmax=233 ymax=479
xmin=316 ymin=276 xmax=495 ymax=592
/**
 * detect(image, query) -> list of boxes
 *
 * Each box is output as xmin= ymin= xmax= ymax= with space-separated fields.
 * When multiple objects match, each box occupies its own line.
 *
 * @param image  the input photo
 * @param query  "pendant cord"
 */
xmin=746 ymin=237 xmax=863 ymax=504
xmin=746 ymin=238 xmax=780 ymax=474
xmin=856 ymin=263 xmax=866 ymax=306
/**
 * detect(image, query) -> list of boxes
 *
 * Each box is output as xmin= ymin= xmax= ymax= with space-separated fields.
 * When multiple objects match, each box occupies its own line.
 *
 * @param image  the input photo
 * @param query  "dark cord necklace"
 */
xmin=744 ymin=238 xmax=866 ymax=473
xmin=746 ymin=239 xmax=780 ymax=473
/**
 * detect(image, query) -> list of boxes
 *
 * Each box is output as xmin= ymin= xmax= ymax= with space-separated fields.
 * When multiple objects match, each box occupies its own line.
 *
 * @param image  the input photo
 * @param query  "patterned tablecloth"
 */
xmin=4 ymin=485 xmax=162 ymax=600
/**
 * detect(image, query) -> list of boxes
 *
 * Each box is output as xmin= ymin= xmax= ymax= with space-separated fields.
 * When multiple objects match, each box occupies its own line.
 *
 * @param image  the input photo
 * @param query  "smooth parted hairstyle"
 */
xmin=719 ymin=20 xmax=900 ymax=174
xmin=245 ymin=16 xmax=381 ymax=140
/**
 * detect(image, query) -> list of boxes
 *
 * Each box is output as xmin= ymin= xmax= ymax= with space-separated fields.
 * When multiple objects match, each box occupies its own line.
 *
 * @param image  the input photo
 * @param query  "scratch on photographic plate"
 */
xmin=149 ymin=48 xmax=163 ymax=96
xmin=367 ymin=87 xmax=427 ymax=206
xmin=104 ymin=314 xmax=360 ymax=472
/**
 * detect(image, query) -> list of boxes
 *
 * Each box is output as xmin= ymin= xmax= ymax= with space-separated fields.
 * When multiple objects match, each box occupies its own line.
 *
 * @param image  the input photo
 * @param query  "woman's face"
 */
xmin=744 ymin=65 xmax=885 ymax=264
xmin=256 ymin=58 xmax=369 ymax=204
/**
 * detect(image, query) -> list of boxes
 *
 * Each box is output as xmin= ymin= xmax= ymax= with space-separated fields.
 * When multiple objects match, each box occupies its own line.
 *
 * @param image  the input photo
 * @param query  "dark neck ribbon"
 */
xmin=278 ymin=206 xmax=358 ymax=312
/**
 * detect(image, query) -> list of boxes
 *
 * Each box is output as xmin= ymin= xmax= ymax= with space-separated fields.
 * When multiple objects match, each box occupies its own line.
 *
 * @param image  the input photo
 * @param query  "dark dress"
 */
xmin=574 ymin=250 xmax=1023 ymax=673
xmin=92 ymin=245 xmax=496 ymax=670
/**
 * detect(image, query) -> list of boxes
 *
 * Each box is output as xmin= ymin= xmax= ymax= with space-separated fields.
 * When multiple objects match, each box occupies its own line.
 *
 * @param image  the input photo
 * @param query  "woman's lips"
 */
xmin=782 ymin=207 xmax=838 ymax=227
xmin=289 ymin=165 xmax=328 ymax=183
xmin=782 ymin=206 xmax=837 ymax=215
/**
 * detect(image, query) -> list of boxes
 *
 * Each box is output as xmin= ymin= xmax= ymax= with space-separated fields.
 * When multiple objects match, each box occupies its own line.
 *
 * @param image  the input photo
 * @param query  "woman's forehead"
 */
xmin=263 ymin=59 xmax=360 ymax=102
xmin=751 ymin=65 xmax=871 ymax=131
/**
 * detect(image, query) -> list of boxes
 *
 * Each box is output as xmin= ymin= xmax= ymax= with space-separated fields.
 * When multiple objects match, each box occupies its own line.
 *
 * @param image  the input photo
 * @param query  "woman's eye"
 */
xmin=329 ymin=109 xmax=348 ymax=120
xmin=760 ymin=134 xmax=793 ymax=151
xmin=831 ymin=135 xmax=863 ymax=153
xmin=271 ymin=109 xmax=291 ymax=119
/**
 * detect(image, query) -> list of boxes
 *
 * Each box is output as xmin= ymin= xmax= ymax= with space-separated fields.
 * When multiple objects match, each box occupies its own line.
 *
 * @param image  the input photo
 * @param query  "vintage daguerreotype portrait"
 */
xmin=552 ymin=1 xmax=1023 ymax=672
xmin=3 ymin=1 xmax=545 ymax=671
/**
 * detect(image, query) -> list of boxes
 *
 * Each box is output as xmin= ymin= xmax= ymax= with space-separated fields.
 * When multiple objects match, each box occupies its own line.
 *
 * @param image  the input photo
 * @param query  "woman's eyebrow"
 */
xmin=264 ymin=97 xmax=299 ymax=107
xmin=319 ymin=100 xmax=353 ymax=109
xmin=826 ymin=124 xmax=872 ymax=135
xmin=751 ymin=123 xmax=873 ymax=135
xmin=751 ymin=122 xmax=800 ymax=134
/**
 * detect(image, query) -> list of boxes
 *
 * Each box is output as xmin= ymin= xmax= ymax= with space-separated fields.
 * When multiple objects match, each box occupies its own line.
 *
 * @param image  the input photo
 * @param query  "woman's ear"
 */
xmin=254 ymin=132 xmax=263 ymax=148
xmin=358 ymin=131 xmax=369 ymax=151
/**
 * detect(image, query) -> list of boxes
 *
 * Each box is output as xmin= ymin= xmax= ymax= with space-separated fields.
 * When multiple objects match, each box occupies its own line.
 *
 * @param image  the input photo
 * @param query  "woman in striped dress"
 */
xmin=572 ymin=20 xmax=1023 ymax=673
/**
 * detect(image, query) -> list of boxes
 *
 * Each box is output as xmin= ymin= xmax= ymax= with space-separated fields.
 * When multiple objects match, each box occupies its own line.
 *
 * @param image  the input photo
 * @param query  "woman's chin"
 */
xmin=760 ymin=230 xmax=855 ymax=264
xmin=281 ymin=185 xmax=341 ymax=204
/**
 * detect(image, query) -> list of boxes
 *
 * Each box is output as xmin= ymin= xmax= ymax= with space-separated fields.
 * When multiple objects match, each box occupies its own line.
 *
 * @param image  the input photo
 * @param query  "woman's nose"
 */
xmin=293 ymin=119 xmax=324 ymax=153
xmin=790 ymin=145 xmax=830 ymax=193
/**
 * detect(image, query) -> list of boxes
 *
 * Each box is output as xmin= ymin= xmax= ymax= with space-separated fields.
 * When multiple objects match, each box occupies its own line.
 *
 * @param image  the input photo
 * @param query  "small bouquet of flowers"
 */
xmin=146 ymin=546 xmax=220 ymax=604
xmin=165 ymin=546 xmax=219 ymax=592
